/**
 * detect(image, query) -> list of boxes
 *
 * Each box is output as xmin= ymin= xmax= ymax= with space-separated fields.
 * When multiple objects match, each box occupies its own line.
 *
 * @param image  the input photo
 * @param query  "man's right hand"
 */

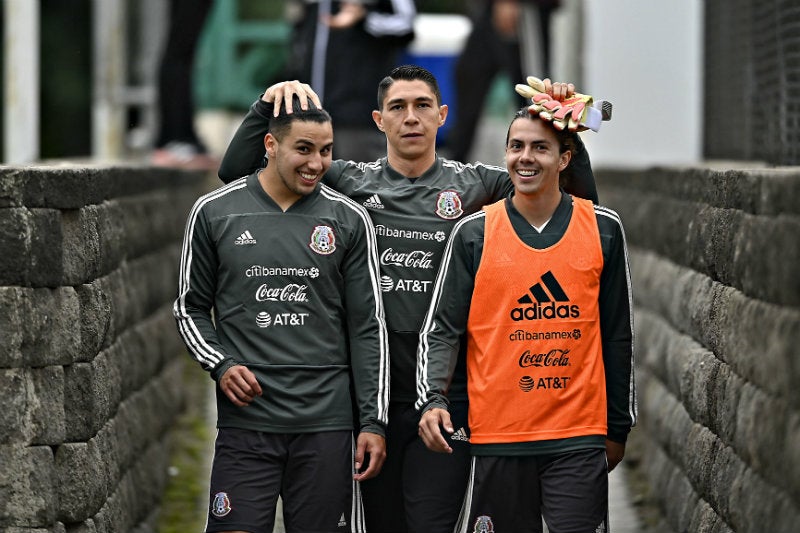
xmin=261 ymin=80 xmax=322 ymax=117
xmin=220 ymin=365 xmax=263 ymax=407
xmin=418 ymin=407 xmax=454 ymax=453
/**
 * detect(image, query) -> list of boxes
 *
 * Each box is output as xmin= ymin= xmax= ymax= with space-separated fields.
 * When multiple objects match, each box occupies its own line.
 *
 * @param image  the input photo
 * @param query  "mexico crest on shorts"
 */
xmin=435 ymin=190 xmax=463 ymax=220
xmin=309 ymin=225 xmax=336 ymax=255
xmin=473 ymin=515 xmax=494 ymax=533
xmin=211 ymin=491 xmax=232 ymax=517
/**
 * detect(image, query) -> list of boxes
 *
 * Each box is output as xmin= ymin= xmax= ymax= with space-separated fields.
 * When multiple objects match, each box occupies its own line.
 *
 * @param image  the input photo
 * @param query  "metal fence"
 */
xmin=703 ymin=0 xmax=800 ymax=165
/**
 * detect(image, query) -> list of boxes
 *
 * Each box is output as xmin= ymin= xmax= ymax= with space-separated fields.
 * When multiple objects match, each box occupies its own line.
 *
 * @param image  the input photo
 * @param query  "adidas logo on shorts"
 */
xmin=450 ymin=427 xmax=470 ymax=442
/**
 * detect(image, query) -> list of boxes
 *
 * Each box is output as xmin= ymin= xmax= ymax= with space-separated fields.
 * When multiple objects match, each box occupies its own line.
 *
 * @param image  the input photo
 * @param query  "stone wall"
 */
xmin=0 ymin=165 xmax=210 ymax=532
xmin=597 ymin=166 xmax=800 ymax=533
xmin=3 ymin=161 xmax=798 ymax=532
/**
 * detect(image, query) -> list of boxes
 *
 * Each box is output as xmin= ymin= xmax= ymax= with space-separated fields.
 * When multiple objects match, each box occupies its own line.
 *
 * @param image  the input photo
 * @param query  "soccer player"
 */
xmin=174 ymin=98 xmax=388 ymax=533
xmin=416 ymin=107 xmax=636 ymax=532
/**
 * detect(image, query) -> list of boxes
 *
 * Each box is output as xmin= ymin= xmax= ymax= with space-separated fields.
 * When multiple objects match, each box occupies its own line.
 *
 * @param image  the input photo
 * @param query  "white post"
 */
xmin=92 ymin=0 xmax=127 ymax=160
xmin=3 ymin=0 xmax=40 ymax=164
xmin=551 ymin=0 xmax=584 ymax=88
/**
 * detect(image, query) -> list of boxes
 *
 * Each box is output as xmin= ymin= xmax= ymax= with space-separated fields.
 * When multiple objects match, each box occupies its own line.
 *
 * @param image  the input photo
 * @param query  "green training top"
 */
xmin=174 ymin=174 xmax=389 ymax=436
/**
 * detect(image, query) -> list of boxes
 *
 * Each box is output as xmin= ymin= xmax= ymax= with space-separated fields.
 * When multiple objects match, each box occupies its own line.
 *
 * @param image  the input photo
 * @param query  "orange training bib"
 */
xmin=466 ymin=198 xmax=606 ymax=444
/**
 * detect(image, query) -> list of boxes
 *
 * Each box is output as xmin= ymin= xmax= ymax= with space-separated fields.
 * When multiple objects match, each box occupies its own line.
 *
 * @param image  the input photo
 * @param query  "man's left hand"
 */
xmin=353 ymin=431 xmax=386 ymax=481
xmin=606 ymin=439 xmax=626 ymax=472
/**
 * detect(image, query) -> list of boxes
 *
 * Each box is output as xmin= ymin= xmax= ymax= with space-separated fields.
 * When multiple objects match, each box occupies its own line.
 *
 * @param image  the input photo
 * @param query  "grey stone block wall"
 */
xmin=0 ymin=165 xmax=209 ymax=532
xmin=597 ymin=167 xmax=800 ymax=533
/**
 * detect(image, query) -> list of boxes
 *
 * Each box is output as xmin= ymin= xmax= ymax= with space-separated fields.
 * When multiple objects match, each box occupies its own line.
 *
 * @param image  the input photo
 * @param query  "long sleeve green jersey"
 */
xmin=174 ymin=174 xmax=389 ymax=435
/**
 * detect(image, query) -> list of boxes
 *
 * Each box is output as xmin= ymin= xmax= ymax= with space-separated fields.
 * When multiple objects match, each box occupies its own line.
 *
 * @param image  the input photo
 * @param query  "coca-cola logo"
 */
xmin=380 ymin=248 xmax=434 ymax=269
xmin=518 ymin=349 xmax=571 ymax=368
xmin=255 ymin=283 xmax=309 ymax=302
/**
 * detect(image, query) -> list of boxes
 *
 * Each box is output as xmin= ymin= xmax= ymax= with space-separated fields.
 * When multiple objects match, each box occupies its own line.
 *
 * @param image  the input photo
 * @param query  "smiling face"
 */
xmin=372 ymin=79 xmax=448 ymax=164
xmin=262 ymin=119 xmax=334 ymax=205
xmin=505 ymin=115 xmax=571 ymax=199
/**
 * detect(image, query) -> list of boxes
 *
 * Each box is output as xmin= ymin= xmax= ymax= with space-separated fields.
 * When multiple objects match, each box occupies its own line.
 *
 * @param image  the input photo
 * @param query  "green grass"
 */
xmin=157 ymin=359 xmax=215 ymax=533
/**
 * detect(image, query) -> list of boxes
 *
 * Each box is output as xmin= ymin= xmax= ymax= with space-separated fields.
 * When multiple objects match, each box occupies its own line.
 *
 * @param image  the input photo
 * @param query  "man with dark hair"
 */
xmin=216 ymin=66 xmax=597 ymax=533
xmin=375 ymin=63 xmax=442 ymax=111
xmin=417 ymin=107 xmax=636 ymax=533
xmin=175 ymin=98 xmax=388 ymax=533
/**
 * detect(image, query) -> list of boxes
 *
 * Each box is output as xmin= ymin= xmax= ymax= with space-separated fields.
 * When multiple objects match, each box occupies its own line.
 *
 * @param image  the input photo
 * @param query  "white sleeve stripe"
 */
xmin=454 ymin=458 xmax=477 ymax=533
xmin=174 ymin=179 xmax=248 ymax=368
xmin=594 ymin=205 xmax=638 ymax=425
xmin=350 ymin=439 xmax=366 ymax=532
xmin=415 ymin=210 xmax=485 ymax=408
xmin=442 ymin=158 xmax=507 ymax=174
xmin=321 ymin=186 xmax=390 ymax=423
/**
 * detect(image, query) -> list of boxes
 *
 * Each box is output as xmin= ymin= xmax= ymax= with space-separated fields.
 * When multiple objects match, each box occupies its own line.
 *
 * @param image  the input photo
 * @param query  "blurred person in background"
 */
xmin=445 ymin=0 xmax=561 ymax=162
xmin=151 ymin=0 xmax=218 ymax=169
xmin=283 ymin=0 xmax=416 ymax=161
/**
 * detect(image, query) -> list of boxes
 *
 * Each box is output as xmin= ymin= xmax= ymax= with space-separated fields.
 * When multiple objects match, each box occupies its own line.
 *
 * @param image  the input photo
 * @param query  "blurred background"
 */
xmin=3 ymin=0 xmax=797 ymax=169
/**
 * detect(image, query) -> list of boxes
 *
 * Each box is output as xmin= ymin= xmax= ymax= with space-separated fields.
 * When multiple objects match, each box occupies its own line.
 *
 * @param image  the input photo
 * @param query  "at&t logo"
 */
xmin=255 ymin=311 xmax=309 ymax=328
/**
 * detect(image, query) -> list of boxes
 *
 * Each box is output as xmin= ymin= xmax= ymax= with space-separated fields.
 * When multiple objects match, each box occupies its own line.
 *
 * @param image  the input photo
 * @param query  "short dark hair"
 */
xmin=270 ymin=96 xmax=332 ymax=141
xmin=505 ymin=107 xmax=576 ymax=155
xmin=376 ymin=65 xmax=442 ymax=110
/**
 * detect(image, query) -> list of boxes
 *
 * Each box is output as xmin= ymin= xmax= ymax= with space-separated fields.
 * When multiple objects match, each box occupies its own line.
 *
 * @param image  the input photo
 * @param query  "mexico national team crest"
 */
xmin=309 ymin=225 xmax=336 ymax=255
xmin=473 ymin=515 xmax=494 ymax=533
xmin=435 ymin=190 xmax=464 ymax=220
xmin=211 ymin=491 xmax=232 ymax=517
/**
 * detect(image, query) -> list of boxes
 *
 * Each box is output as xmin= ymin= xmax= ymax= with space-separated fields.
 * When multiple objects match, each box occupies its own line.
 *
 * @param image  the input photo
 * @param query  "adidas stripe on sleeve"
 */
xmin=173 ymin=180 xmax=247 ymax=372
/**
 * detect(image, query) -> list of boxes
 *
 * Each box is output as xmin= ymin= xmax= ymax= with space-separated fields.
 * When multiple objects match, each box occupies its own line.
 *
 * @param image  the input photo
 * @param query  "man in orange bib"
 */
xmin=416 ymin=107 xmax=636 ymax=533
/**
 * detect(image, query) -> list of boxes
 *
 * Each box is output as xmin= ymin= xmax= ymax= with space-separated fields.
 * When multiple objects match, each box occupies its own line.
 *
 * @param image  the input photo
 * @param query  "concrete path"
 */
xmin=608 ymin=465 xmax=644 ymax=532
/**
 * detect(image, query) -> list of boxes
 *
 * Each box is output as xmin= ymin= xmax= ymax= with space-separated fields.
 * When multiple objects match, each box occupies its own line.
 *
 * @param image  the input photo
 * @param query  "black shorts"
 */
xmin=205 ymin=428 xmax=364 ymax=533
xmin=456 ymin=449 xmax=609 ymax=533
xmin=360 ymin=400 xmax=472 ymax=533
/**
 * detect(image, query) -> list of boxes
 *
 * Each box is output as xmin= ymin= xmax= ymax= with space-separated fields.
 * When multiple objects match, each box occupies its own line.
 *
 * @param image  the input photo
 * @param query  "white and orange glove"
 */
xmin=515 ymin=76 xmax=612 ymax=132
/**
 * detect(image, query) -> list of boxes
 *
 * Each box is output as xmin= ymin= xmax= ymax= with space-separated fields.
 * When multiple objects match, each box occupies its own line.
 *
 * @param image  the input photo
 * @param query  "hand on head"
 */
xmin=515 ymin=76 xmax=601 ymax=132
xmin=262 ymin=80 xmax=322 ymax=117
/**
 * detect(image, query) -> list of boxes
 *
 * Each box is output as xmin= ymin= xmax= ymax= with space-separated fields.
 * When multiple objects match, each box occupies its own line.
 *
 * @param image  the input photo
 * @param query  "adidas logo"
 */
xmin=363 ymin=194 xmax=385 ymax=209
xmin=511 ymin=270 xmax=580 ymax=321
xmin=234 ymin=230 xmax=256 ymax=245
xmin=450 ymin=427 xmax=469 ymax=442
xmin=338 ymin=513 xmax=347 ymax=527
